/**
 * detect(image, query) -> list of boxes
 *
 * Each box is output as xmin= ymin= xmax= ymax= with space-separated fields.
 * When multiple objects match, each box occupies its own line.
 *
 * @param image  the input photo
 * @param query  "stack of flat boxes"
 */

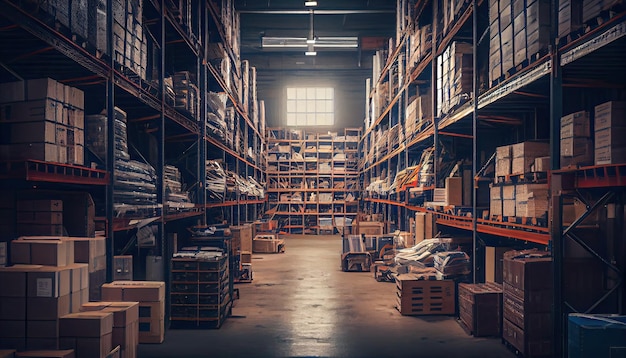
xmin=0 ymin=79 xmax=85 ymax=165
xmin=16 ymin=200 xmax=64 ymax=237
xmin=502 ymin=252 xmax=553 ymax=357
xmin=81 ymin=302 xmax=139 ymax=358
xmin=438 ymin=42 xmax=472 ymax=116
xmin=112 ymin=0 xmax=148 ymax=80
xmin=594 ymin=101 xmax=626 ymax=165
xmin=560 ymin=111 xmax=593 ymax=168
xmin=558 ymin=0 xmax=583 ymax=40
xmin=0 ymin=238 xmax=89 ymax=351
xmin=59 ymin=311 xmax=113 ymax=357
xmin=515 ymin=183 xmax=549 ymax=218
xmin=101 ymin=281 xmax=165 ymax=344
xmin=489 ymin=0 xmax=550 ymax=84
xmin=511 ymin=141 xmax=549 ymax=174
xmin=172 ymin=71 xmax=200 ymax=118
xmin=458 ymin=282 xmax=503 ymax=337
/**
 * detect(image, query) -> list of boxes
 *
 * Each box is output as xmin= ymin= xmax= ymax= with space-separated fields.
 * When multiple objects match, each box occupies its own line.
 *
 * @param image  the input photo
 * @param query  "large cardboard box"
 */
xmin=59 ymin=312 xmax=113 ymax=338
xmin=495 ymin=145 xmax=512 ymax=177
xmin=594 ymin=101 xmax=626 ymax=130
xmin=27 ymin=266 xmax=71 ymax=298
xmin=59 ymin=334 xmax=112 ymax=358
xmin=444 ymin=177 xmax=462 ymax=206
xmin=511 ymin=141 xmax=549 ymax=174
xmin=560 ymin=111 xmax=590 ymax=138
xmin=503 ymin=254 xmax=552 ymax=291
xmin=81 ymin=302 xmax=139 ymax=358
xmin=101 ymin=282 xmax=165 ymax=302
xmin=230 ymin=224 xmax=253 ymax=253
xmin=357 ymin=222 xmax=384 ymax=236
xmin=27 ymin=295 xmax=71 ymax=321
xmin=11 ymin=239 xmax=74 ymax=267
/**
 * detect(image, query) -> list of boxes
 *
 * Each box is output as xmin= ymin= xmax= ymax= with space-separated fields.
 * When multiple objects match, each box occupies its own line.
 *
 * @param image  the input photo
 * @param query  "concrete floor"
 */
xmin=139 ymin=235 xmax=516 ymax=358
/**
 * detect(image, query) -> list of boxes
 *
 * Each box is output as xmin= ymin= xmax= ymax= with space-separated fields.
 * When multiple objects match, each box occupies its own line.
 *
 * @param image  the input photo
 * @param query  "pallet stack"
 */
xmin=395 ymin=275 xmax=456 ymax=316
xmin=81 ymin=301 xmax=139 ymax=358
xmin=111 ymin=0 xmax=149 ymax=79
xmin=0 ymin=78 xmax=85 ymax=165
xmin=172 ymin=71 xmax=200 ymax=118
xmin=502 ymin=250 xmax=553 ymax=357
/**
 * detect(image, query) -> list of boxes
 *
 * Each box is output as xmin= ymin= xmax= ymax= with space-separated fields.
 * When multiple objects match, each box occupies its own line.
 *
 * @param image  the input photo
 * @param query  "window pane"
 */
xmin=296 ymin=100 xmax=306 ymax=113
xmin=307 ymin=88 xmax=316 ymax=99
xmin=287 ymin=88 xmax=296 ymax=100
xmin=307 ymin=100 xmax=316 ymax=112
xmin=316 ymin=100 xmax=326 ymax=112
xmin=287 ymin=100 xmax=296 ymax=113
xmin=307 ymin=113 xmax=316 ymax=125
xmin=296 ymin=113 xmax=306 ymax=125
xmin=297 ymin=88 xmax=306 ymax=100
xmin=316 ymin=88 xmax=326 ymax=99
xmin=326 ymin=88 xmax=333 ymax=99
xmin=325 ymin=100 xmax=333 ymax=113
xmin=287 ymin=113 xmax=296 ymax=126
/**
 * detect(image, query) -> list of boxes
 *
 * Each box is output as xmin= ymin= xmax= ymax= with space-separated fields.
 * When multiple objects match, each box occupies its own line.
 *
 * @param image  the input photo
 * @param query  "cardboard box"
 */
xmin=66 ymin=264 xmax=88 ymax=293
xmin=0 ymin=80 xmax=25 ymax=103
xmin=594 ymin=127 xmax=626 ymax=150
xmin=485 ymin=246 xmax=513 ymax=283
xmin=27 ymin=266 xmax=71 ymax=298
xmin=511 ymin=141 xmax=549 ymax=174
xmin=357 ymin=222 xmax=384 ymax=236
xmin=532 ymin=156 xmax=550 ymax=172
xmin=560 ymin=111 xmax=590 ymax=138
xmin=26 ymin=79 xmax=59 ymax=101
xmin=503 ymin=255 xmax=552 ymax=291
xmin=252 ymin=235 xmax=285 ymax=254
xmin=137 ymin=318 xmax=163 ymax=344
xmin=445 ymin=177 xmax=463 ymax=206
xmin=240 ymin=251 xmax=252 ymax=264
xmin=68 ymin=237 xmax=106 ymax=272
xmin=0 ymin=320 xmax=26 ymax=338
xmin=101 ymin=282 xmax=165 ymax=302
xmin=16 ymin=224 xmax=64 ymax=237
xmin=230 ymin=224 xmax=253 ymax=253
xmin=0 ymin=266 xmax=35 ymax=297
xmin=11 ymin=239 xmax=74 ymax=267
xmin=24 ymin=338 xmax=59 ymax=351
xmin=495 ymin=145 xmax=512 ymax=177
xmin=138 ymin=302 xmax=164 ymax=321
xmin=0 ymin=297 xmax=27 ymax=320
xmin=80 ymin=302 xmax=139 ymax=328
xmin=26 ymin=320 xmax=60 ymax=339
xmin=16 ymin=200 xmax=62 ymax=212
xmin=15 ymin=350 xmax=75 ymax=358
xmin=27 ymin=295 xmax=71 ymax=321
xmin=594 ymin=145 xmax=626 ymax=166
xmin=594 ymin=101 xmax=626 ymax=130
xmin=59 ymin=333 xmax=112 ymax=358
xmin=59 ymin=312 xmax=113 ymax=338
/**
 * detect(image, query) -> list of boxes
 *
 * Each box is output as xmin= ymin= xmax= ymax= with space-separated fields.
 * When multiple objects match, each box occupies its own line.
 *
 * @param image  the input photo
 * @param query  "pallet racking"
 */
xmin=266 ymin=128 xmax=361 ymax=234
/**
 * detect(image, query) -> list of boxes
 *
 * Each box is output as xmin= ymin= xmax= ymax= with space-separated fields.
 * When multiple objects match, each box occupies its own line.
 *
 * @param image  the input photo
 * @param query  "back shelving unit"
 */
xmin=0 ymin=0 xmax=265 ymax=321
xmin=361 ymin=0 xmax=625 ymax=355
xmin=266 ymin=128 xmax=361 ymax=235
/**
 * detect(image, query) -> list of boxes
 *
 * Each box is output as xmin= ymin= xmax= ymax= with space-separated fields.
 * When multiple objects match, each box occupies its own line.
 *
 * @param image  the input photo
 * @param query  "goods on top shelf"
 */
xmin=437 ymin=41 xmax=473 ymax=116
xmin=0 ymin=78 xmax=85 ymax=165
xmin=164 ymin=165 xmax=195 ymax=210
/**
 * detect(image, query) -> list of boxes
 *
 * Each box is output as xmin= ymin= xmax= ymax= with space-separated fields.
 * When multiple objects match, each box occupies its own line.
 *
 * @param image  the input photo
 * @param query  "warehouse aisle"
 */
xmin=138 ymin=235 xmax=515 ymax=358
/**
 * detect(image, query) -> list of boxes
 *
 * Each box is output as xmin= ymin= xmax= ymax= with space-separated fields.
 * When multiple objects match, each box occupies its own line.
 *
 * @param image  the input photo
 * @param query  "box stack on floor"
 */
xmin=502 ymin=249 xmax=553 ymax=357
xmin=0 ymin=79 xmax=85 ymax=165
xmin=230 ymin=224 xmax=254 ymax=282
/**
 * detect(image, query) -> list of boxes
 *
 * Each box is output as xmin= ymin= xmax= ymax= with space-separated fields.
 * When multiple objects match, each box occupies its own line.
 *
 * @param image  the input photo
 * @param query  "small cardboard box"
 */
xmin=80 ymin=302 xmax=139 ymax=327
xmin=11 ymin=239 xmax=74 ymax=267
xmin=27 ymin=266 xmax=71 ymax=298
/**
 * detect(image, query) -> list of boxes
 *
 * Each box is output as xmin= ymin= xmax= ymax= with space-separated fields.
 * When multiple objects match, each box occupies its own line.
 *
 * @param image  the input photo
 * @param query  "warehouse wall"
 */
xmin=256 ymin=69 xmax=370 ymax=130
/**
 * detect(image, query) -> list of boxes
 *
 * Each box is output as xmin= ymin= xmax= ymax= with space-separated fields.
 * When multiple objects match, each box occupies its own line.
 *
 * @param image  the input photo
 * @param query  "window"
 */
xmin=286 ymin=87 xmax=334 ymax=126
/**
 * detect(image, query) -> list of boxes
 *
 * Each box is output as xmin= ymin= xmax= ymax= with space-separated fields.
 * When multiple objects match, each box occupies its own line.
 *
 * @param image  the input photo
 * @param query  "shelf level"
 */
xmin=0 ymin=160 xmax=109 ymax=185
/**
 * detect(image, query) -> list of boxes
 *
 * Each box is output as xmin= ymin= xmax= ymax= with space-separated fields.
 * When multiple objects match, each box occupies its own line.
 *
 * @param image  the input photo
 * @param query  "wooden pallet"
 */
xmin=496 ymin=171 xmax=548 ymax=184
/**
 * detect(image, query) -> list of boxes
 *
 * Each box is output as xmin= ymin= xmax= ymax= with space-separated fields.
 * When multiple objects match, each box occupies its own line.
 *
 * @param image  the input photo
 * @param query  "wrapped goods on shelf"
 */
xmin=433 ymin=251 xmax=471 ymax=277
xmin=437 ymin=42 xmax=473 ymax=116
xmin=86 ymin=107 xmax=128 ymax=163
xmin=394 ymin=238 xmax=455 ymax=268
xmin=164 ymin=165 xmax=194 ymax=210
xmin=205 ymin=160 xmax=226 ymax=200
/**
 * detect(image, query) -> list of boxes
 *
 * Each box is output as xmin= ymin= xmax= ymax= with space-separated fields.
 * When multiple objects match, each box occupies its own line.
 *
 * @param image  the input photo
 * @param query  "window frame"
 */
xmin=285 ymin=87 xmax=335 ymax=127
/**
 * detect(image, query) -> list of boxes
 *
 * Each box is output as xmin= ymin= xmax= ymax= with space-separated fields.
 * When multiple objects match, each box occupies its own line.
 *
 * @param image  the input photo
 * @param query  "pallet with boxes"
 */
xmin=0 ymin=78 xmax=85 ymax=166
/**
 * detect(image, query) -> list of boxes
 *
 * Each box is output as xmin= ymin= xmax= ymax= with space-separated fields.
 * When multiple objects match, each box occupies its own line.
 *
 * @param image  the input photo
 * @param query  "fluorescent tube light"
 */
xmin=305 ymin=51 xmax=317 ymax=56
xmin=305 ymin=1 xmax=318 ymax=6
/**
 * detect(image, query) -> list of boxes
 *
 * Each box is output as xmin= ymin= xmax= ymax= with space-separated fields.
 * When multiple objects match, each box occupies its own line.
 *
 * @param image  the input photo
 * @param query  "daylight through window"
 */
xmin=286 ymin=87 xmax=334 ymax=126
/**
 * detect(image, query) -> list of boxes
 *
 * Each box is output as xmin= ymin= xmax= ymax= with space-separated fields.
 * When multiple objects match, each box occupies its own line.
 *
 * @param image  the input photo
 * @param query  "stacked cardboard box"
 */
xmin=0 ymin=79 xmax=85 ymax=165
xmin=101 ymin=282 xmax=165 ymax=344
xmin=16 ymin=200 xmax=64 ymax=237
xmin=502 ymin=251 xmax=553 ymax=356
xmin=490 ymin=185 xmax=503 ymax=217
xmin=231 ymin=224 xmax=253 ymax=265
xmin=489 ymin=0 xmax=550 ymax=84
xmin=111 ymin=0 xmax=148 ymax=80
xmin=0 ymin=259 xmax=88 ymax=352
xmin=594 ymin=101 xmax=626 ymax=165
xmin=511 ymin=141 xmax=549 ymax=174
xmin=81 ymin=302 xmax=139 ymax=358
xmin=495 ymin=145 xmax=512 ymax=178
xmin=68 ymin=237 xmax=106 ymax=301
xmin=515 ymin=183 xmax=548 ymax=218
xmin=560 ymin=111 xmax=593 ymax=168
xmin=437 ymin=42 xmax=473 ymax=116
xmin=59 ymin=311 xmax=113 ymax=358
xmin=502 ymin=184 xmax=516 ymax=217
xmin=172 ymin=71 xmax=200 ymax=118
xmin=458 ymin=282 xmax=503 ymax=337
xmin=558 ymin=0 xmax=583 ymax=39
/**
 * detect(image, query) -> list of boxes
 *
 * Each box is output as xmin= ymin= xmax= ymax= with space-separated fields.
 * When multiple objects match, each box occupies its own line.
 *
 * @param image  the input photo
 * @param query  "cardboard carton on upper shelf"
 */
xmin=511 ymin=141 xmax=549 ymax=174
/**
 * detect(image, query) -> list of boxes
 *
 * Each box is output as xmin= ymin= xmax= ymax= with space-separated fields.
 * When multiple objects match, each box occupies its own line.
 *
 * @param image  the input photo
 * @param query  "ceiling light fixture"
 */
xmin=305 ymin=51 xmax=317 ymax=56
xmin=304 ymin=1 xmax=318 ymax=6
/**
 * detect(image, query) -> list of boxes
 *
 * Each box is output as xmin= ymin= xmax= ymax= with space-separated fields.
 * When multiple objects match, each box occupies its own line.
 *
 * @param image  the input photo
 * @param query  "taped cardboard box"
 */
xmin=11 ymin=239 xmax=74 ymax=267
xmin=101 ymin=282 xmax=165 ymax=302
